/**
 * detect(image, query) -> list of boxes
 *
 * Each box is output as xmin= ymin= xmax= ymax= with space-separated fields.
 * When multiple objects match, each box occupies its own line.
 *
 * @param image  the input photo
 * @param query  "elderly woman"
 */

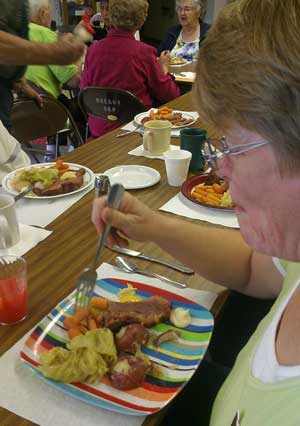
xmin=92 ymin=0 xmax=300 ymax=424
xmin=157 ymin=0 xmax=210 ymax=62
xmin=80 ymin=0 xmax=180 ymax=138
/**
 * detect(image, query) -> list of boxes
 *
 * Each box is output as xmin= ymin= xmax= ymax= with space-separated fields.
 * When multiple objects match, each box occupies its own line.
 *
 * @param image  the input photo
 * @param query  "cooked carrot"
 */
xmin=213 ymin=183 xmax=225 ymax=194
xmin=87 ymin=316 xmax=98 ymax=330
xmin=206 ymin=194 xmax=222 ymax=204
xmin=90 ymin=296 xmax=108 ymax=310
xmin=68 ymin=327 xmax=82 ymax=339
xmin=64 ymin=316 xmax=78 ymax=330
xmin=193 ymin=188 xmax=211 ymax=197
xmin=158 ymin=107 xmax=172 ymax=113
xmin=55 ymin=159 xmax=69 ymax=172
xmin=73 ymin=308 xmax=87 ymax=324
xmin=197 ymin=185 xmax=213 ymax=192
xmin=192 ymin=192 xmax=207 ymax=202
xmin=79 ymin=324 xmax=88 ymax=334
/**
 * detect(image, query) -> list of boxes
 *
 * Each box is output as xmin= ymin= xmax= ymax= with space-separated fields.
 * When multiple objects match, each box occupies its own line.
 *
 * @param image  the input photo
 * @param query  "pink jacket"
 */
xmin=80 ymin=28 xmax=180 ymax=137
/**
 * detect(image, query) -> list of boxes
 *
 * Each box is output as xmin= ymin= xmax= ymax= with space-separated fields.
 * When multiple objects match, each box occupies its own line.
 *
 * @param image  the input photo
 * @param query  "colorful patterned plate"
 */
xmin=20 ymin=278 xmax=214 ymax=416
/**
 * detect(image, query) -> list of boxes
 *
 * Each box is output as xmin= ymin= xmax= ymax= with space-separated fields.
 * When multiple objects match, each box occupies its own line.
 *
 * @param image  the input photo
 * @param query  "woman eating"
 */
xmin=92 ymin=0 xmax=300 ymax=424
xmin=157 ymin=0 xmax=210 ymax=63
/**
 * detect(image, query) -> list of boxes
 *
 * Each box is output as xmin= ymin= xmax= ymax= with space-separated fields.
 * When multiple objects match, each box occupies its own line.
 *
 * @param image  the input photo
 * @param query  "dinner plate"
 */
xmin=170 ymin=57 xmax=188 ymax=66
xmin=134 ymin=110 xmax=196 ymax=129
xmin=20 ymin=277 xmax=214 ymax=416
xmin=181 ymin=174 xmax=235 ymax=211
xmin=104 ymin=165 xmax=160 ymax=189
xmin=2 ymin=163 xmax=94 ymax=199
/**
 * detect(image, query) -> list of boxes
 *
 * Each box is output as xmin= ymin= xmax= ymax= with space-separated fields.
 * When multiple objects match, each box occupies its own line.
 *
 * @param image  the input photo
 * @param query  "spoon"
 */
xmin=115 ymin=256 xmax=187 ymax=289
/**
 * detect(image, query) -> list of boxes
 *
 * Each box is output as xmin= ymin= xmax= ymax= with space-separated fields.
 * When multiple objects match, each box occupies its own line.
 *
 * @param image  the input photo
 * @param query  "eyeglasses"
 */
xmin=203 ymin=137 xmax=270 ymax=169
xmin=177 ymin=6 xmax=195 ymax=13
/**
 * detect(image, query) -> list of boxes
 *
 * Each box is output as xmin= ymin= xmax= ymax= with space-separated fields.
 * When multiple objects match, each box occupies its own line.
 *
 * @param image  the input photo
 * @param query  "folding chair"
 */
xmin=10 ymin=95 xmax=85 ymax=163
xmin=78 ymin=87 xmax=147 ymax=140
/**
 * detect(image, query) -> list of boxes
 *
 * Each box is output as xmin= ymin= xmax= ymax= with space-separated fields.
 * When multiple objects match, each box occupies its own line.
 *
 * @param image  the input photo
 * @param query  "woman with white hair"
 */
xmin=157 ymin=0 xmax=209 ymax=62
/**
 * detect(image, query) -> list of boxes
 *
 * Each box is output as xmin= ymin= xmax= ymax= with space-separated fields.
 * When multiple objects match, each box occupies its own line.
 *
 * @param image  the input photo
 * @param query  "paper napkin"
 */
xmin=14 ymin=185 xmax=93 ymax=228
xmin=160 ymin=192 xmax=239 ymax=228
xmin=0 ymin=224 xmax=51 ymax=256
xmin=173 ymin=71 xmax=196 ymax=82
xmin=128 ymin=144 xmax=179 ymax=160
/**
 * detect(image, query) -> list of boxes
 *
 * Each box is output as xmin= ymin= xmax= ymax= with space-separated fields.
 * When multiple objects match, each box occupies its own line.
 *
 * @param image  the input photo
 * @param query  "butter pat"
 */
xmin=170 ymin=307 xmax=191 ymax=328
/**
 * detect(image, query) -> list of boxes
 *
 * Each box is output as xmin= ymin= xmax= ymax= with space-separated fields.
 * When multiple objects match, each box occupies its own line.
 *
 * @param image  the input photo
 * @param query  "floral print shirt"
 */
xmin=170 ymin=31 xmax=199 ymax=62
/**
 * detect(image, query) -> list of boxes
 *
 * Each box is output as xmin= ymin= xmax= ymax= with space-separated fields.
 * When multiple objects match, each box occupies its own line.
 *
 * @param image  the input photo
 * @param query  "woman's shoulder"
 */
xmin=133 ymin=40 xmax=156 ymax=57
xmin=29 ymin=23 xmax=57 ymax=43
xmin=165 ymin=24 xmax=182 ymax=37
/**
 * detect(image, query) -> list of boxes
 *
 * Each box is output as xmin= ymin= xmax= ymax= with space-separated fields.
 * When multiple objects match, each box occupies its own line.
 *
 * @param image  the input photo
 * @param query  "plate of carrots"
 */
xmin=181 ymin=174 xmax=235 ymax=211
xmin=134 ymin=107 xmax=195 ymax=128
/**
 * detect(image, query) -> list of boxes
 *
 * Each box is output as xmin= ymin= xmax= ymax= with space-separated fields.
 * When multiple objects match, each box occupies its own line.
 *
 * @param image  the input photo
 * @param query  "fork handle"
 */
xmin=93 ymin=183 xmax=125 ymax=268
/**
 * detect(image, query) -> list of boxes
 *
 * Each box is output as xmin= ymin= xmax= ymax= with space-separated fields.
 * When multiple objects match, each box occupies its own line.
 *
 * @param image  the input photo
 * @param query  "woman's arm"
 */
xmin=92 ymin=192 xmax=283 ymax=299
xmin=0 ymin=31 xmax=85 ymax=65
xmin=145 ymin=47 xmax=180 ymax=102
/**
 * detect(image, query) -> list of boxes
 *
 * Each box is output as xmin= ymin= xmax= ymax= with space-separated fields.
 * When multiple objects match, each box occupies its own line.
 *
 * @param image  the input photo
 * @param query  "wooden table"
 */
xmin=0 ymin=92 xmax=226 ymax=426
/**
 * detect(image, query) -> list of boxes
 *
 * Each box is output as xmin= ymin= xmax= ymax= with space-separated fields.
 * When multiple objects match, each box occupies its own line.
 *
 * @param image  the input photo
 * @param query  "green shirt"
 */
xmin=210 ymin=260 xmax=300 ymax=425
xmin=25 ymin=23 xmax=78 ymax=98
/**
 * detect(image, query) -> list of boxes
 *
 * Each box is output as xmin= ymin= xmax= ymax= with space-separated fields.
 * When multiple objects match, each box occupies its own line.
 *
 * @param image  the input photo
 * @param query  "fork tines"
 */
xmin=74 ymin=278 xmax=95 ymax=313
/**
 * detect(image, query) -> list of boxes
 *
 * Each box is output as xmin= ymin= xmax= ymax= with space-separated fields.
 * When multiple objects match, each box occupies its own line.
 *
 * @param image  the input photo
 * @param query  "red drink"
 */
xmin=0 ymin=257 xmax=28 ymax=325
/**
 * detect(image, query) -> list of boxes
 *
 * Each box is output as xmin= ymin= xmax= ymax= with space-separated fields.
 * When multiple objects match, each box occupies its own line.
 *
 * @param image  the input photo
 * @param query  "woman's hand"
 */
xmin=92 ymin=192 xmax=159 ymax=247
xmin=159 ymin=50 xmax=171 ymax=74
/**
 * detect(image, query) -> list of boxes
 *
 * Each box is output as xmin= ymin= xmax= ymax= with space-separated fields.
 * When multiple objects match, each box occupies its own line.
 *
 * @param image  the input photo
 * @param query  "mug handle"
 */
xmin=0 ymin=216 xmax=9 ymax=249
xmin=143 ymin=130 xmax=153 ymax=152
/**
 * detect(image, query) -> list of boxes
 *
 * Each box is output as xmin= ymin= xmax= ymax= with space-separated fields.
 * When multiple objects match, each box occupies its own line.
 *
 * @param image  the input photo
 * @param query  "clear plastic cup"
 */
xmin=0 ymin=256 xmax=28 ymax=325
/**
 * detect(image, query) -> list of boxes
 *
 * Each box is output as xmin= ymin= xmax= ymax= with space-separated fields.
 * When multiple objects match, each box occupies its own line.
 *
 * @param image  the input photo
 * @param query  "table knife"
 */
xmin=111 ymin=245 xmax=194 ymax=274
xmin=14 ymin=187 xmax=32 ymax=202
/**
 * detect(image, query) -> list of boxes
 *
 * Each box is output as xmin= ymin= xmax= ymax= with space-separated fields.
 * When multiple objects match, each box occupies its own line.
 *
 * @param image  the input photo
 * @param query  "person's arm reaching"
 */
xmin=92 ymin=192 xmax=283 ymax=299
xmin=0 ymin=31 xmax=85 ymax=65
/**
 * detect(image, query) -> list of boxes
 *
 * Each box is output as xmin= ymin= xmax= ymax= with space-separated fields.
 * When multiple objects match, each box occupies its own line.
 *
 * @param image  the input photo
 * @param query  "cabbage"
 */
xmin=69 ymin=328 xmax=117 ymax=365
xmin=39 ymin=346 xmax=107 ymax=384
xmin=12 ymin=167 xmax=59 ymax=189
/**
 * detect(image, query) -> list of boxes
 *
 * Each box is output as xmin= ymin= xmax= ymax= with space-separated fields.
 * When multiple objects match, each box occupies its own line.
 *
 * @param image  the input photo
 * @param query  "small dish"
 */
xmin=104 ymin=165 xmax=160 ymax=189
xmin=181 ymin=174 xmax=235 ymax=211
xmin=170 ymin=57 xmax=187 ymax=66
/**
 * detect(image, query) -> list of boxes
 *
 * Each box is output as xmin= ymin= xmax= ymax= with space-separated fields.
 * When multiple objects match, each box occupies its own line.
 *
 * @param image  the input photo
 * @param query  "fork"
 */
xmin=73 ymin=183 xmax=125 ymax=314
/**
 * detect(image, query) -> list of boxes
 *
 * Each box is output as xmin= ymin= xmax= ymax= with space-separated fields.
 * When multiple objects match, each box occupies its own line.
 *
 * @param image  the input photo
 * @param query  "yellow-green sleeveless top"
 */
xmin=210 ymin=261 xmax=300 ymax=426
